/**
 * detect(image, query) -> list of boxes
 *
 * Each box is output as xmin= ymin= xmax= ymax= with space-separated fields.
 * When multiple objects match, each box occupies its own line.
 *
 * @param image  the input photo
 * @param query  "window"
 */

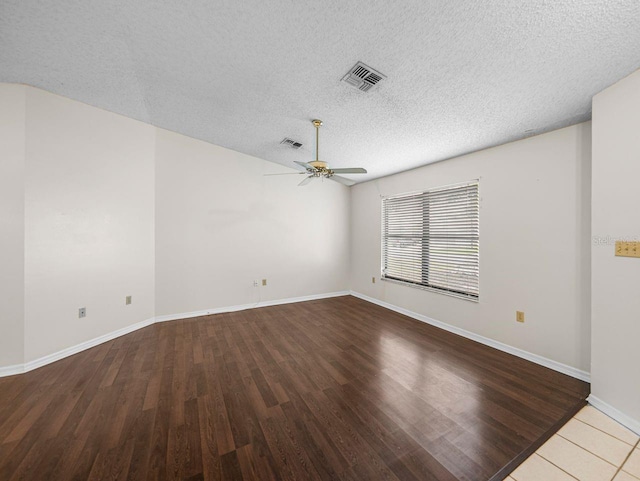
xmin=381 ymin=181 xmax=479 ymax=300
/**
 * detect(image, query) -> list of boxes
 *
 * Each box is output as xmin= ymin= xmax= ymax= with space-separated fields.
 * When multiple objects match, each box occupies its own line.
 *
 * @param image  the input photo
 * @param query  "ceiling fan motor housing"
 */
xmin=309 ymin=160 xmax=328 ymax=170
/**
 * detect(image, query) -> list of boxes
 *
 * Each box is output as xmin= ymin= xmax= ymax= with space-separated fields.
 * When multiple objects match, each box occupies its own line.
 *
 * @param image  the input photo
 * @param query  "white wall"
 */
xmin=591 ymin=69 xmax=640 ymax=428
xmin=23 ymin=87 xmax=156 ymax=362
xmin=0 ymin=84 xmax=349 ymax=367
xmin=351 ymin=123 xmax=592 ymax=373
xmin=155 ymin=128 xmax=350 ymax=317
xmin=0 ymin=84 xmax=26 ymax=367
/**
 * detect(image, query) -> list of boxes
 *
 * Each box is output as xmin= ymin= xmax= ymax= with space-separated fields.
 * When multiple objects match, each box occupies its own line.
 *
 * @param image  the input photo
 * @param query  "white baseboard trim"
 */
xmin=587 ymin=395 xmax=640 ymax=436
xmin=0 ymin=290 xmax=350 ymax=377
xmin=350 ymin=291 xmax=591 ymax=383
xmin=21 ymin=317 xmax=156 ymax=375
xmin=155 ymin=291 xmax=350 ymax=323
xmin=0 ymin=362 xmax=25 ymax=378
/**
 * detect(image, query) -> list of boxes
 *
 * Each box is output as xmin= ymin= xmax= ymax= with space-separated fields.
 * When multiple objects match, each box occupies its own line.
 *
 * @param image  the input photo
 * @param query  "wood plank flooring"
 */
xmin=0 ymin=295 xmax=589 ymax=480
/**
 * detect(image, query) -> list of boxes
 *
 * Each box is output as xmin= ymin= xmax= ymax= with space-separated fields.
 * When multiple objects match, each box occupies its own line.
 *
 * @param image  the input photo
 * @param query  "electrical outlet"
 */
xmin=372 ymin=277 xmax=376 ymax=284
xmin=253 ymin=280 xmax=259 ymax=287
xmin=79 ymin=307 xmax=86 ymax=318
xmin=262 ymin=279 xmax=267 ymax=286
xmin=516 ymin=311 xmax=525 ymax=323
xmin=126 ymin=295 xmax=132 ymax=305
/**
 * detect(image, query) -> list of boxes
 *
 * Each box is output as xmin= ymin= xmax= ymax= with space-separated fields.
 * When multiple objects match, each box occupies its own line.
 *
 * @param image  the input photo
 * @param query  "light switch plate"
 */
xmin=516 ymin=311 xmax=525 ymax=323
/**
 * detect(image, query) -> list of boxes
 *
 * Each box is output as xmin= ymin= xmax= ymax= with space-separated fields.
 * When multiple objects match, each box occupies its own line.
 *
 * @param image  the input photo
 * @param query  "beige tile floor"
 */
xmin=508 ymin=405 xmax=640 ymax=481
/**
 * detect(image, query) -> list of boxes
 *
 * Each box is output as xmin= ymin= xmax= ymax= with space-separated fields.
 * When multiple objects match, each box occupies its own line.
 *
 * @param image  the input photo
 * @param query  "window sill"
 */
xmin=380 ymin=277 xmax=479 ymax=303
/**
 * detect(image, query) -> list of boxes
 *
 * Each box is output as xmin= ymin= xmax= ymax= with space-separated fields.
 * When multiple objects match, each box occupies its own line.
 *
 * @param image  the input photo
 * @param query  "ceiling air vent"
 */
xmin=341 ymin=61 xmax=386 ymax=93
xmin=280 ymin=138 xmax=303 ymax=149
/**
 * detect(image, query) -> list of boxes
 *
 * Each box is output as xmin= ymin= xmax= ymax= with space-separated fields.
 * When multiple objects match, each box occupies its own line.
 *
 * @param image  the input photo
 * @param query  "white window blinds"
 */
xmin=381 ymin=181 xmax=479 ymax=300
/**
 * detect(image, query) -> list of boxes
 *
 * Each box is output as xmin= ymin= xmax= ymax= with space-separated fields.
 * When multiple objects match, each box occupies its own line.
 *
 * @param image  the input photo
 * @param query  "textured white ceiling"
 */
xmin=2 ymin=0 xmax=639 ymax=182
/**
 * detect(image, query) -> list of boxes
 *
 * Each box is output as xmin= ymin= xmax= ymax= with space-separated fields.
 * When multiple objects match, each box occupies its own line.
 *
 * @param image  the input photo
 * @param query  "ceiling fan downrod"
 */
xmin=310 ymin=119 xmax=327 ymax=170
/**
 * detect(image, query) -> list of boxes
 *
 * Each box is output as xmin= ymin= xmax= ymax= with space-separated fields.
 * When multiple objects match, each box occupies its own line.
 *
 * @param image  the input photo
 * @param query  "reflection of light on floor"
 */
xmin=377 ymin=333 xmax=483 ymax=432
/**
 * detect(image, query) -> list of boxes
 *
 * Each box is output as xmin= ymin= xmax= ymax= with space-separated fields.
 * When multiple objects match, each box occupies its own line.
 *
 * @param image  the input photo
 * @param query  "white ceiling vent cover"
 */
xmin=280 ymin=138 xmax=303 ymax=149
xmin=341 ymin=61 xmax=386 ymax=92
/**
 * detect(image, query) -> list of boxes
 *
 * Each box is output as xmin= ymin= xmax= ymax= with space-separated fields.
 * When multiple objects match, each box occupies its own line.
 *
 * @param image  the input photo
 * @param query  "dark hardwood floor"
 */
xmin=0 ymin=295 xmax=589 ymax=481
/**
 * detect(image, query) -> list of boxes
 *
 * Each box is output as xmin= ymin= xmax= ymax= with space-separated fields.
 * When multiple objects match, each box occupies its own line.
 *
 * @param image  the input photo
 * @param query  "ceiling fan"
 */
xmin=269 ymin=119 xmax=367 ymax=186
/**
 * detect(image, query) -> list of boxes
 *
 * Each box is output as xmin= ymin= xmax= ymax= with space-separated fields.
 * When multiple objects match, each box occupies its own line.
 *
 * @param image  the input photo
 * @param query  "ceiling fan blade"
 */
xmin=298 ymin=176 xmax=314 ymax=186
xmin=294 ymin=161 xmax=317 ymax=171
xmin=264 ymin=172 xmax=306 ymax=176
xmin=329 ymin=175 xmax=356 ymax=186
xmin=330 ymin=168 xmax=367 ymax=174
